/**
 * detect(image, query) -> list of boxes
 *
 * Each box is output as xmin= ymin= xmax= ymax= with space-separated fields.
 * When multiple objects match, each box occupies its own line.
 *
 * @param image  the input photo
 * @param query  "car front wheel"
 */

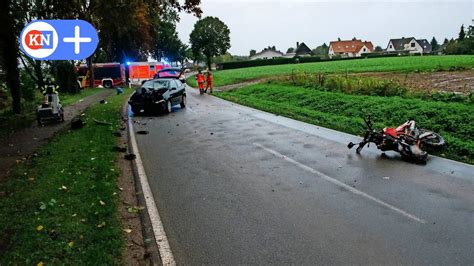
xmin=180 ymin=95 xmax=186 ymax=108
xmin=131 ymin=105 xmax=142 ymax=115
xmin=165 ymin=100 xmax=172 ymax=113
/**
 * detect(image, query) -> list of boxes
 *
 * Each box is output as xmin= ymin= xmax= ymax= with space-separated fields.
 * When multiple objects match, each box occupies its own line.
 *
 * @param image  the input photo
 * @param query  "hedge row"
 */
xmin=217 ymin=57 xmax=296 ymax=70
xmin=217 ymin=53 xmax=413 ymax=70
xmin=217 ymin=56 xmax=361 ymax=70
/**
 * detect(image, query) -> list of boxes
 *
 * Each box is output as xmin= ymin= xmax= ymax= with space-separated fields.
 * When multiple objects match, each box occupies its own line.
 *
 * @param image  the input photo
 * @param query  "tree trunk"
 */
xmin=87 ymin=56 xmax=94 ymax=88
xmin=0 ymin=0 xmax=21 ymax=113
xmin=206 ymin=56 xmax=212 ymax=71
xmin=34 ymin=60 xmax=44 ymax=90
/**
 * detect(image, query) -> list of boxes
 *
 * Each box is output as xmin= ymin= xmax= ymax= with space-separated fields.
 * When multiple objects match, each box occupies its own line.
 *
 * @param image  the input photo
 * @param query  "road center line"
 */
xmin=253 ymin=142 xmax=427 ymax=224
xmin=129 ymin=117 xmax=176 ymax=265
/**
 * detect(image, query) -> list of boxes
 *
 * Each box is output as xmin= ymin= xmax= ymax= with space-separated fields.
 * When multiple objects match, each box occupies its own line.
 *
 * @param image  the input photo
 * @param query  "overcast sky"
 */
xmin=176 ymin=0 xmax=473 ymax=55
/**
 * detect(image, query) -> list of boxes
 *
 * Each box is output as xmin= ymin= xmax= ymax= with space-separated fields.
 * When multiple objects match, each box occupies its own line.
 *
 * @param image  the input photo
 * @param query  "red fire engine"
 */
xmin=76 ymin=63 xmax=125 ymax=88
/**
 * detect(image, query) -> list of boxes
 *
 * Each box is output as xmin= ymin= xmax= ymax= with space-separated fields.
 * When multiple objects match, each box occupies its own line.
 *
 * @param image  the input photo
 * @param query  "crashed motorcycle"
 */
xmin=347 ymin=116 xmax=445 ymax=162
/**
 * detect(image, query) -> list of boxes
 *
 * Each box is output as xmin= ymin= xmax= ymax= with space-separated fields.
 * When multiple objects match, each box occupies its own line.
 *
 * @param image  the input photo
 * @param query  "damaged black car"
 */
xmin=129 ymin=78 xmax=186 ymax=114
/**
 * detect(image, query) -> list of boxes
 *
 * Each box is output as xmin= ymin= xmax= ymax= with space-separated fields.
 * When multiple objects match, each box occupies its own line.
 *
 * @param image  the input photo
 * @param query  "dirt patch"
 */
xmin=214 ymin=79 xmax=267 ymax=92
xmin=0 ymin=89 xmax=112 ymax=180
xmin=357 ymin=70 xmax=474 ymax=94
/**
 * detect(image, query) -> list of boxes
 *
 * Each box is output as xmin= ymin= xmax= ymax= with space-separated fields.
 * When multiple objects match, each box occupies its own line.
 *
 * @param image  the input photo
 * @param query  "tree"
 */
xmin=190 ymin=16 xmax=231 ymax=69
xmin=459 ymin=24 xmax=466 ymax=40
xmin=467 ymin=25 xmax=474 ymax=39
xmin=213 ymin=53 xmax=233 ymax=64
xmin=151 ymin=20 xmax=183 ymax=63
xmin=176 ymin=44 xmax=188 ymax=66
xmin=374 ymin=46 xmax=383 ymax=52
xmin=286 ymin=47 xmax=295 ymax=53
xmin=443 ymin=38 xmax=449 ymax=45
xmin=0 ymin=0 xmax=21 ymax=113
xmin=312 ymin=43 xmax=329 ymax=57
xmin=444 ymin=24 xmax=474 ymax=55
xmin=430 ymin=37 xmax=439 ymax=51
xmin=250 ymin=49 xmax=257 ymax=56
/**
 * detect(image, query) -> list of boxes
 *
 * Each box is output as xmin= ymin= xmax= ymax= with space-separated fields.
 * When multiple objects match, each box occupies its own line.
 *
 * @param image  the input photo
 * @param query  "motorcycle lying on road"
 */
xmin=347 ymin=116 xmax=445 ymax=163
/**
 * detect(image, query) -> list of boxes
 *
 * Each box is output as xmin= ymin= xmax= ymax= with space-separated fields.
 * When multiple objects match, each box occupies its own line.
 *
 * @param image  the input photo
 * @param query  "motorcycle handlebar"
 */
xmin=363 ymin=115 xmax=373 ymax=130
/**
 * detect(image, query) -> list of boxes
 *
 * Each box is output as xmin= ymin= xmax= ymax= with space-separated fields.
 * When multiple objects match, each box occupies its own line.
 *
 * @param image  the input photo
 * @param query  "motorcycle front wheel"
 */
xmin=419 ymin=129 xmax=446 ymax=151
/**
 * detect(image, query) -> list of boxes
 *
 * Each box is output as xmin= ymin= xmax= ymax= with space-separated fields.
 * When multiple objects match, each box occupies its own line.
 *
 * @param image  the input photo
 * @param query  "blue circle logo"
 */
xmin=20 ymin=20 xmax=99 ymax=60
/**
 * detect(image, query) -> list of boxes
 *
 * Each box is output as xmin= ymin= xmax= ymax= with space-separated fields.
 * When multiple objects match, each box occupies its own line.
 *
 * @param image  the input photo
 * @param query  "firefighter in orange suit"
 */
xmin=196 ymin=71 xmax=205 ymax=94
xmin=205 ymin=71 xmax=213 ymax=94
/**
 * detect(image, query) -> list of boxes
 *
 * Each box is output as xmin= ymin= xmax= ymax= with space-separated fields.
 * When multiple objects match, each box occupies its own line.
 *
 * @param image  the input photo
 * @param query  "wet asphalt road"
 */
xmin=132 ymin=86 xmax=474 ymax=265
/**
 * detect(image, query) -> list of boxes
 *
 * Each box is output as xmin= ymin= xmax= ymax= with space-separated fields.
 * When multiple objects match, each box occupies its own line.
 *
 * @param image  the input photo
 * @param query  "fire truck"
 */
xmin=127 ymin=62 xmax=170 ymax=85
xmin=76 ymin=63 xmax=125 ymax=88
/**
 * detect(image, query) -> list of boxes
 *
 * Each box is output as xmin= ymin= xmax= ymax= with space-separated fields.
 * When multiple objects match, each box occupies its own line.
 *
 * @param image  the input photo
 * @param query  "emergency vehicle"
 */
xmin=127 ymin=62 xmax=170 ymax=85
xmin=76 ymin=63 xmax=125 ymax=88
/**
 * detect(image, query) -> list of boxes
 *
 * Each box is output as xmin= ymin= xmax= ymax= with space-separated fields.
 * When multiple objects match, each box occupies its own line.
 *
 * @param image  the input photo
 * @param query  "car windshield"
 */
xmin=142 ymin=80 xmax=169 ymax=90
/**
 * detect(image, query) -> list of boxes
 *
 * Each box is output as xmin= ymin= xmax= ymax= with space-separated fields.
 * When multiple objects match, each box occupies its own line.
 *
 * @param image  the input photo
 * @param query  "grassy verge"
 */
xmin=60 ymin=87 xmax=104 ymax=106
xmin=217 ymin=83 xmax=473 ymax=164
xmin=0 ymin=89 xmax=131 ymax=264
xmin=0 ymin=88 xmax=104 ymax=139
xmin=188 ymin=55 xmax=474 ymax=87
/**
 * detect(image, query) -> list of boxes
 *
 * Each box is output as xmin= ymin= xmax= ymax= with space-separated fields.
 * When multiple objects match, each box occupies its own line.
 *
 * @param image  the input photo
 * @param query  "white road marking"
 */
xmin=129 ymin=118 xmax=176 ymax=265
xmin=253 ymin=143 xmax=427 ymax=224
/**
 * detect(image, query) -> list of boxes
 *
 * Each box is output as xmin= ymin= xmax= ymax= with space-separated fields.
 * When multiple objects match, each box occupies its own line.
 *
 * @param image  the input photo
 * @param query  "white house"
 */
xmin=250 ymin=49 xmax=284 ymax=60
xmin=386 ymin=37 xmax=432 ymax=54
xmin=328 ymin=39 xmax=374 ymax=58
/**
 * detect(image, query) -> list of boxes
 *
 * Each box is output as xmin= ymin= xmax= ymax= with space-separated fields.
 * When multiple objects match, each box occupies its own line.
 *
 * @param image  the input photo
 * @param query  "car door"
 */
xmin=169 ymin=80 xmax=181 ymax=104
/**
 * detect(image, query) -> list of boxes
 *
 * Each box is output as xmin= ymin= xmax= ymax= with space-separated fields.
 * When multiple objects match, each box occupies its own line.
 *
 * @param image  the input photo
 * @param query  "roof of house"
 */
xmin=295 ymin=42 xmax=312 ymax=55
xmin=329 ymin=40 xmax=374 ymax=53
xmin=388 ymin=37 xmax=415 ymax=50
xmin=416 ymin=39 xmax=432 ymax=52
xmin=250 ymin=49 xmax=284 ymax=59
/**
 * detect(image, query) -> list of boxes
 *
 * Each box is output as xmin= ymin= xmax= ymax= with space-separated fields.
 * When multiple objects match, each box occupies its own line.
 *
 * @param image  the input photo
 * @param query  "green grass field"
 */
xmin=189 ymin=55 xmax=474 ymax=87
xmin=218 ymin=83 xmax=474 ymax=164
xmin=0 ymin=90 xmax=131 ymax=264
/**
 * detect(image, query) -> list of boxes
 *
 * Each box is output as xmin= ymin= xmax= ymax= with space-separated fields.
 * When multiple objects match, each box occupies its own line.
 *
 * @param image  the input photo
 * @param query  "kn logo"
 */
xmin=20 ymin=20 xmax=98 ymax=60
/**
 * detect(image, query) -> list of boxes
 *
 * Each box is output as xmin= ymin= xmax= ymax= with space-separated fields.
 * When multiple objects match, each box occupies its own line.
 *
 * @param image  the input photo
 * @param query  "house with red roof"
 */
xmin=328 ymin=39 xmax=374 ymax=58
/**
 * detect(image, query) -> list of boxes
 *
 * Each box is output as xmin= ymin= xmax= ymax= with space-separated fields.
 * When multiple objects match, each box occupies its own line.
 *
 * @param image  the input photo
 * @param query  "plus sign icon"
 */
xmin=20 ymin=20 xmax=98 ymax=60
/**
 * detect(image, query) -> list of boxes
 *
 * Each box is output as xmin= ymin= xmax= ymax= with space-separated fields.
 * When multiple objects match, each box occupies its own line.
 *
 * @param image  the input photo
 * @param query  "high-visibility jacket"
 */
xmin=42 ymin=84 xmax=59 ymax=95
xmin=196 ymin=74 xmax=205 ymax=83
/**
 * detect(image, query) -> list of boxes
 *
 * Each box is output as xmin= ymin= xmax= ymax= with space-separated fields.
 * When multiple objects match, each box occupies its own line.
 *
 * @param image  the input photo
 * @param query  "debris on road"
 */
xmin=71 ymin=118 xmax=85 ymax=129
xmin=124 ymin=154 xmax=137 ymax=160
xmin=113 ymin=146 xmax=127 ymax=153
xmin=136 ymin=131 xmax=149 ymax=135
xmin=93 ymin=118 xmax=112 ymax=125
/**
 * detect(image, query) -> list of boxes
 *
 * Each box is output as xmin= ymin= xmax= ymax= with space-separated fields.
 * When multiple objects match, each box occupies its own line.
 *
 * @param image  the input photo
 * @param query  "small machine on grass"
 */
xmin=37 ymin=85 xmax=64 ymax=126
